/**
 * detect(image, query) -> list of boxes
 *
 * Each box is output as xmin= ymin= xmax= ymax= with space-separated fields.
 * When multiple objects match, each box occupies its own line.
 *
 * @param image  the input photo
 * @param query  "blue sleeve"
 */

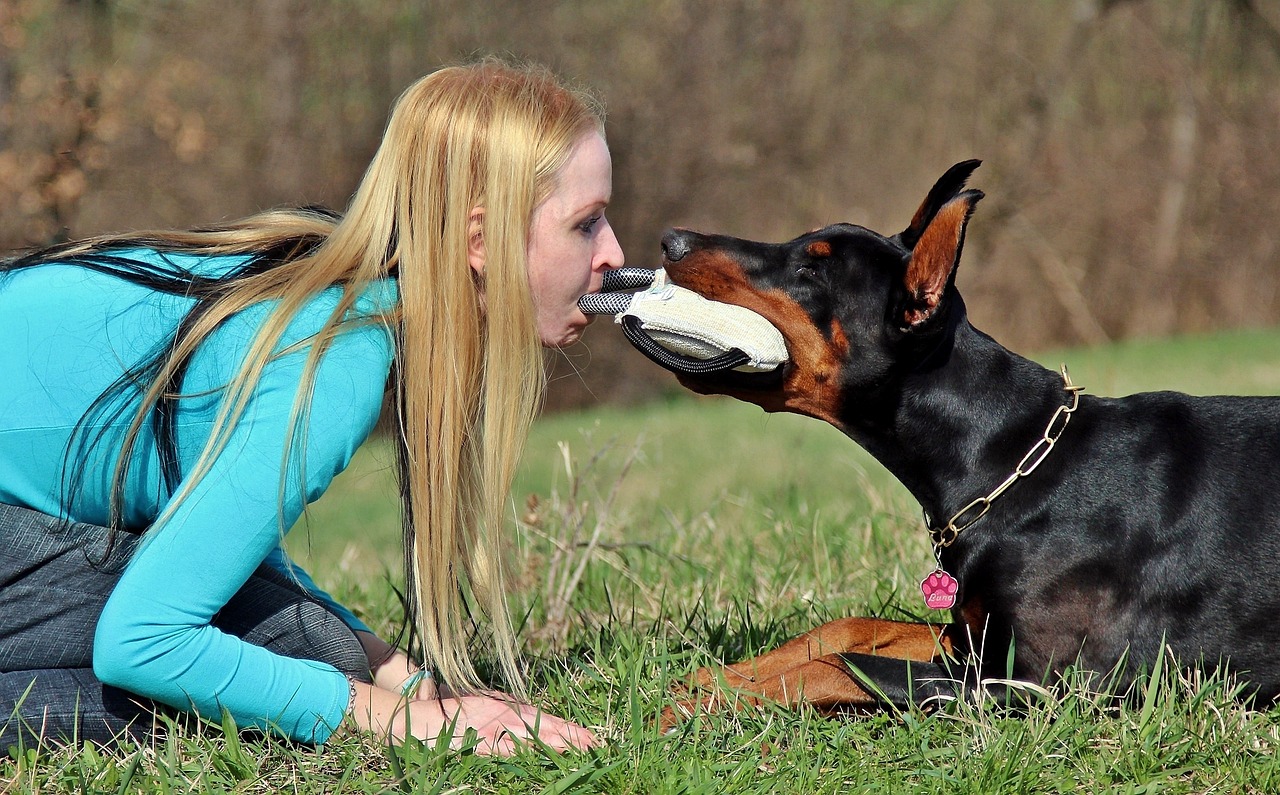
xmin=92 ymin=307 xmax=393 ymax=744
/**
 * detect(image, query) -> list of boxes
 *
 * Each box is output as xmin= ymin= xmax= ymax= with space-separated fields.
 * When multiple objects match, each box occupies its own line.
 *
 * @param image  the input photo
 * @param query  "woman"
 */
xmin=0 ymin=59 xmax=620 ymax=754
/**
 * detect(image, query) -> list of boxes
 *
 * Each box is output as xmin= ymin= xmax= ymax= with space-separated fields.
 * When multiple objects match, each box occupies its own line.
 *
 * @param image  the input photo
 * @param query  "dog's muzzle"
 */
xmin=578 ymin=268 xmax=788 ymax=379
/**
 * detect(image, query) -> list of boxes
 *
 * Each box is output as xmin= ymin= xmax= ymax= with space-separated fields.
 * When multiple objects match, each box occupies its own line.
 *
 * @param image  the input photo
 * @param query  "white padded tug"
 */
xmin=578 ymin=269 xmax=788 ymax=375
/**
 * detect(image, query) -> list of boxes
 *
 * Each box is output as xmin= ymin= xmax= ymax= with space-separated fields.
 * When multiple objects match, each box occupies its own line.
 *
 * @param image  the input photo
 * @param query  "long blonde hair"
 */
xmin=372 ymin=61 xmax=604 ymax=691
xmin=15 ymin=59 xmax=604 ymax=694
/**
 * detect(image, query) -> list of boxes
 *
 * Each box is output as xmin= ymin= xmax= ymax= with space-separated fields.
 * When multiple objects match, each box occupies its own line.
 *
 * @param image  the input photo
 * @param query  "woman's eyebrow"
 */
xmin=569 ymin=198 xmax=609 ymax=218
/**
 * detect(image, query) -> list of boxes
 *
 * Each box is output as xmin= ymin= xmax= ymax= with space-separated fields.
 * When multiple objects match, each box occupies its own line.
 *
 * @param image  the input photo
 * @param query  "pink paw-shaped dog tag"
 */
xmin=920 ymin=569 xmax=959 ymax=610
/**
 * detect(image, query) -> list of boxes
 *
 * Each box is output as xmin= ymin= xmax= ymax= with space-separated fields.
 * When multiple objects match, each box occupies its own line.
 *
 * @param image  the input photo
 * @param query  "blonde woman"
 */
xmin=0 ymin=60 xmax=619 ymax=754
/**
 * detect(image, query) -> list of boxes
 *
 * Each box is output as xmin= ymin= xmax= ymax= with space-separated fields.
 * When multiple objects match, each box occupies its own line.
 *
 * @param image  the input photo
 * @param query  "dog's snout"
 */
xmin=661 ymin=230 xmax=692 ymax=263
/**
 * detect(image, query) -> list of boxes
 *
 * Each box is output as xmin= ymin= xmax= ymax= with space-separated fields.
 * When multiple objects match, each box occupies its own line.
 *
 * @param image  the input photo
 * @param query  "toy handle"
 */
xmin=578 ymin=292 xmax=633 ymax=315
xmin=579 ymin=269 xmax=659 ymax=315
xmin=601 ymin=268 xmax=657 ymax=292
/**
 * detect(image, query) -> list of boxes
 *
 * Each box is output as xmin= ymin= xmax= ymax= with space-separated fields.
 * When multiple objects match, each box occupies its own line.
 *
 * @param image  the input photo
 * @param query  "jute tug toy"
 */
xmin=578 ymin=268 xmax=789 ymax=378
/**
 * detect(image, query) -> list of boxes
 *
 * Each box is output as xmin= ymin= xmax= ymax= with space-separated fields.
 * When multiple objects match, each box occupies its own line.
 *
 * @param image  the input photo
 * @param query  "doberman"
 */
xmin=657 ymin=160 xmax=1280 ymax=725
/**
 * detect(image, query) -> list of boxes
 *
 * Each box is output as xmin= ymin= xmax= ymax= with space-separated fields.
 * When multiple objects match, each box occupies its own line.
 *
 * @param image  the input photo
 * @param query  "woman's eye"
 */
xmin=578 ymin=215 xmax=601 ymax=235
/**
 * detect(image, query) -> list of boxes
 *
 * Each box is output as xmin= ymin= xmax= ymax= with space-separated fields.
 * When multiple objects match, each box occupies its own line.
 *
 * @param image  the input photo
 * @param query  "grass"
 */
xmin=9 ymin=327 xmax=1280 ymax=793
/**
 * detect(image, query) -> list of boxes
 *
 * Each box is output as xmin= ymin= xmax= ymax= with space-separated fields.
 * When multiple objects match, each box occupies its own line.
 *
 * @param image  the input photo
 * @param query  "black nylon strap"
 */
xmin=620 ymin=315 xmax=751 ymax=375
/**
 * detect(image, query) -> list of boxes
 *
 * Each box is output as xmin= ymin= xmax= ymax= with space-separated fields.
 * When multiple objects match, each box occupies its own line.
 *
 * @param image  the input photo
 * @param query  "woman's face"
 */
xmin=526 ymin=131 xmax=625 ymax=348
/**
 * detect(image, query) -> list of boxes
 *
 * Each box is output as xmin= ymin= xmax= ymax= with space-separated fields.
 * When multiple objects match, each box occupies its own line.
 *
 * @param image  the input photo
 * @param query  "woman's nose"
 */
xmin=598 ymin=223 xmax=625 ymax=270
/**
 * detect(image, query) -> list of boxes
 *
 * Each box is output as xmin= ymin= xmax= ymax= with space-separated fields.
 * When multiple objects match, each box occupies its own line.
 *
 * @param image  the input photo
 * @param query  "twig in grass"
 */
xmin=519 ymin=437 xmax=651 ymax=647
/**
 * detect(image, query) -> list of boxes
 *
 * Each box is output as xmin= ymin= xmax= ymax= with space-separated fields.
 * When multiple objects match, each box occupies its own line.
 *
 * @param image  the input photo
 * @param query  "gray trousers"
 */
xmin=0 ymin=502 xmax=371 ymax=750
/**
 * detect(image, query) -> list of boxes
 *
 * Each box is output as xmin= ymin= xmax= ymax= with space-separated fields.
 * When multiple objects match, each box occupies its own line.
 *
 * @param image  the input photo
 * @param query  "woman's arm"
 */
xmin=93 ymin=298 xmax=394 ymax=743
xmin=91 ymin=284 xmax=598 ymax=751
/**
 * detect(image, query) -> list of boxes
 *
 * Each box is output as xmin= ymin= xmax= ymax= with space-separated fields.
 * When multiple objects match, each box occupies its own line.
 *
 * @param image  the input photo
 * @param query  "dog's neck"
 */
xmin=843 ymin=320 xmax=1070 ymax=524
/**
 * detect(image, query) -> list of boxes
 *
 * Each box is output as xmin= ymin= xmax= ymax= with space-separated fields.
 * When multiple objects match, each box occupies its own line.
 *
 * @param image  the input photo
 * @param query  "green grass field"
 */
xmin=10 ymin=328 xmax=1280 ymax=793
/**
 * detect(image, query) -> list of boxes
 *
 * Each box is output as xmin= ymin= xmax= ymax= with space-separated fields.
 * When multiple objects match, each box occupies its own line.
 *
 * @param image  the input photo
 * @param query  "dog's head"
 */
xmin=661 ymin=160 xmax=984 ymax=429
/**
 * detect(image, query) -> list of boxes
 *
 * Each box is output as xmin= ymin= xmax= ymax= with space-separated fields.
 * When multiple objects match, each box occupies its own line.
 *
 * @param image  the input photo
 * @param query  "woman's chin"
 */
xmin=540 ymin=316 xmax=593 ymax=349
xmin=541 ymin=328 xmax=581 ymax=349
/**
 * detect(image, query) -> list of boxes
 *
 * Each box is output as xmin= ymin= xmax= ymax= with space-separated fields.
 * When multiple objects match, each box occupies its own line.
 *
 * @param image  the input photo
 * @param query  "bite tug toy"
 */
xmin=578 ymin=268 xmax=788 ymax=378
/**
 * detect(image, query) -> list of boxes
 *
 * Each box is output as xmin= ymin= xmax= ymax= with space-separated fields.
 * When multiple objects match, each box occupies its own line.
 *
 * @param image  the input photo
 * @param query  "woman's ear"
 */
xmin=467 ymin=206 xmax=486 ymax=276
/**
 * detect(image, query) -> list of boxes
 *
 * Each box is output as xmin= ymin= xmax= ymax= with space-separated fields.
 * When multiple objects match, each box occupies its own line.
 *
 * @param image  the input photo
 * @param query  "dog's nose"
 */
xmin=661 ymin=230 xmax=692 ymax=263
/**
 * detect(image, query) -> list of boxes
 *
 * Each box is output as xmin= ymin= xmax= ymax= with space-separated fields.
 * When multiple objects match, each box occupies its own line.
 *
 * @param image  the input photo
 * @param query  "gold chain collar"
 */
xmin=926 ymin=365 xmax=1085 ymax=552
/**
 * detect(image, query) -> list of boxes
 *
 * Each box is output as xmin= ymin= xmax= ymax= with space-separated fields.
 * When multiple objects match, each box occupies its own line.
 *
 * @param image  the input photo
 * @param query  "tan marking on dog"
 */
xmin=805 ymin=240 xmax=832 ymax=258
xmin=828 ymin=318 xmax=850 ymax=358
xmin=666 ymin=250 xmax=849 ymax=428
xmin=958 ymin=595 xmax=987 ymax=644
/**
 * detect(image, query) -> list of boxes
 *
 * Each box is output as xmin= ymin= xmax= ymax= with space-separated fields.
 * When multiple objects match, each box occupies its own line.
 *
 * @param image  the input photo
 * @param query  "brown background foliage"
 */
xmin=3 ymin=0 xmax=1279 ymax=409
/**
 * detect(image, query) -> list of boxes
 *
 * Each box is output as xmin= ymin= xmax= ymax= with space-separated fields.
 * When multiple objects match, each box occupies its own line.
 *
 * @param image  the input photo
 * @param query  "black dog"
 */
xmin=658 ymin=160 xmax=1280 ymax=724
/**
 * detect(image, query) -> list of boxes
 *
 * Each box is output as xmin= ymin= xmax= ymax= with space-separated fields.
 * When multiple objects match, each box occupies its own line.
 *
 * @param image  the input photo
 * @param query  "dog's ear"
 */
xmin=895 ymin=160 xmax=982 ymax=251
xmin=901 ymin=190 xmax=983 ymax=329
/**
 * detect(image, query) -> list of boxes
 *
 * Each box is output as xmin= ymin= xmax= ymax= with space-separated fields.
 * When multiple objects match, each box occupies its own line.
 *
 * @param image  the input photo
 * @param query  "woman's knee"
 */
xmin=261 ymin=600 xmax=369 ymax=680
xmin=215 ymin=579 xmax=370 ymax=681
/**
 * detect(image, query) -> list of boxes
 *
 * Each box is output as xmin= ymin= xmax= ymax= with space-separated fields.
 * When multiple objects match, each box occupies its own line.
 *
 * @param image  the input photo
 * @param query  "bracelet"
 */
xmin=344 ymin=674 xmax=359 ymax=713
xmin=399 ymin=668 xmax=432 ymax=697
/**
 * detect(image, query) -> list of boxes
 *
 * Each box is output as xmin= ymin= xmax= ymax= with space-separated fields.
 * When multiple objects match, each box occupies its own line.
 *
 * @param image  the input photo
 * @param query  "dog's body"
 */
xmin=660 ymin=161 xmax=1280 ymax=723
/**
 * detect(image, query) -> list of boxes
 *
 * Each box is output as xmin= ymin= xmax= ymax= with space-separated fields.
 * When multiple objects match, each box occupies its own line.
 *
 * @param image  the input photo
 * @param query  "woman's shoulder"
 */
xmin=187 ymin=270 xmax=398 ymax=393
xmin=352 ymin=275 xmax=399 ymax=317
xmin=289 ymin=277 xmax=398 ymax=347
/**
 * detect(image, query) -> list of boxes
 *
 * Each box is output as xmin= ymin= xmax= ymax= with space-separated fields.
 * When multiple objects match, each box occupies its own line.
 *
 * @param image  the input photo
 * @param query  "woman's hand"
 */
xmin=348 ymin=632 xmax=597 ymax=754
xmin=346 ymin=679 xmax=599 ymax=755
xmin=405 ymin=694 xmax=598 ymax=755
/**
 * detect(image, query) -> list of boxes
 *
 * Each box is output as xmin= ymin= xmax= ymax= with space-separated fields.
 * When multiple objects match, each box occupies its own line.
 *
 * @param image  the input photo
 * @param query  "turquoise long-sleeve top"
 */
xmin=0 ymin=248 xmax=397 ymax=743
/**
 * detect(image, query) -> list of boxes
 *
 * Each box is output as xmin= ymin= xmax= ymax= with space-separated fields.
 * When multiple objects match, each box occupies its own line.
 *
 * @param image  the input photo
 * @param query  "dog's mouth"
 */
xmin=658 ymin=257 xmax=790 ymax=391
xmin=658 ymin=246 xmax=852 ymax=429
xmin=578 ymin=264 xmax=790 ymax=386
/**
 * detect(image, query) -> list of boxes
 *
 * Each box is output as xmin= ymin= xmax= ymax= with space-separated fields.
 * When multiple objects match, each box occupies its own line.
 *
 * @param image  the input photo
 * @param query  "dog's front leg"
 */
xmin=661 ymin=617 xmax=960 ymax=728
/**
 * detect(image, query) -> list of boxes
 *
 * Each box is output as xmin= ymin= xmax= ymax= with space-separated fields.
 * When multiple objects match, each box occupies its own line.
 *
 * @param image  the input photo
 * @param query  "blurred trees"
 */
xmin=2 ymin=0 xmax=1279 ymax=408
